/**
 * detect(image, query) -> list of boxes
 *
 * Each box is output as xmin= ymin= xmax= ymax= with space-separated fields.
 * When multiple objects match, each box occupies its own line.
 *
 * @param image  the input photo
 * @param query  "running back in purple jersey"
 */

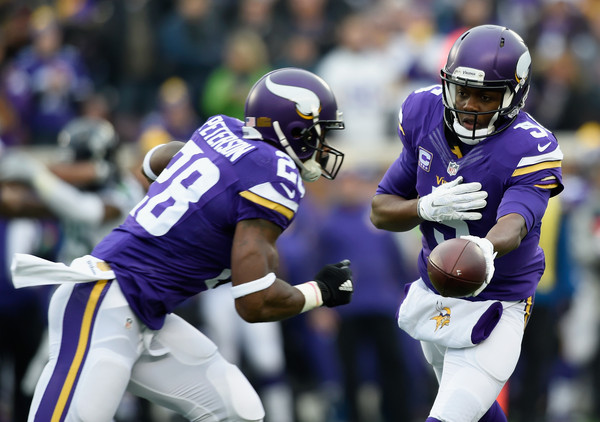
xmin=376 ymin=86 xmax=563 ymax=302
xmin=92 ymin=115 xmax=306 ymax=329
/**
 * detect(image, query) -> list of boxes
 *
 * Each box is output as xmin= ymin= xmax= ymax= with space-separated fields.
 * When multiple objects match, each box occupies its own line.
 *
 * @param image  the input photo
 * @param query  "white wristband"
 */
xmin=294 ymin=281 xmax=323 ymax=313
xmin=231 ymin=272 xmax=276 ymax=299
xmin=142 ymin=144 xmax=163 ymax=181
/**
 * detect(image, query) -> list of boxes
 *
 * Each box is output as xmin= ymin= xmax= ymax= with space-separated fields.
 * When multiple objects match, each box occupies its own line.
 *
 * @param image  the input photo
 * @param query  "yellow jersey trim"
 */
xmin=239 ymin=191 xmax=295 ymax=220
xmin=511 ymin=160 xmax=561 ymax=177
xmin=534 ymin=183 xmax=559 ymax=190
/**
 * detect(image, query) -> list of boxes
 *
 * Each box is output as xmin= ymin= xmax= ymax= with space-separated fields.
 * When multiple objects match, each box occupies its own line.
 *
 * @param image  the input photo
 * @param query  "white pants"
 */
xmin=28 ymin=280 xmax=265 ymax=422
xmin=421 ymin=299 xmax=529 ymax=422
xmin=199 ymin=285 xmax=293 ymax=422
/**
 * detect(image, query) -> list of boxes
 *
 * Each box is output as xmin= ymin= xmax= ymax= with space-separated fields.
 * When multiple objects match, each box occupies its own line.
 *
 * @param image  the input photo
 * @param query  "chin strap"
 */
xmin=452 ymin=121 xmax=489 ymax=145
xmin=452 ymin=110 xmax=499 ymax=145
xmin=273 ymin=121 xmax=322 ymax=182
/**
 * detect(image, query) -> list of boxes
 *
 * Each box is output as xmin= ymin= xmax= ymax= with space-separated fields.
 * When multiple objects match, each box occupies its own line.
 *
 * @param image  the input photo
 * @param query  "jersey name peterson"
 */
xmin=200 ymin=115 xmax=256 ymax=162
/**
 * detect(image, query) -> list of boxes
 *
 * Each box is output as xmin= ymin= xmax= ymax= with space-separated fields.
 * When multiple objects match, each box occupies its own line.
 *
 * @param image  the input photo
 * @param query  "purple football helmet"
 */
xmin=244 ymin=68 xmax=345 ymax=182
xmin=440 ymin=25 xmax=531 ymax=144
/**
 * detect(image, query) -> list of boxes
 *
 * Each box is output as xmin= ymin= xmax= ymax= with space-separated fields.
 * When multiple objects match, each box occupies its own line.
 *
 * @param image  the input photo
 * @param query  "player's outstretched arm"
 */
xmin=0 ymin=149 xmax=121 ymax=224
xmin=485 ymin=213 xmax=528 ymax=257
xmin=230 ymin=218 xmax=353 ymax=323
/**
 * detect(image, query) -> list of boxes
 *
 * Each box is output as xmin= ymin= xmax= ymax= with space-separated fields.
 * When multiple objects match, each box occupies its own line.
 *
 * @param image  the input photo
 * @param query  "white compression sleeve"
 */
xmin=31 ymin=170 xmax=104 ymax=226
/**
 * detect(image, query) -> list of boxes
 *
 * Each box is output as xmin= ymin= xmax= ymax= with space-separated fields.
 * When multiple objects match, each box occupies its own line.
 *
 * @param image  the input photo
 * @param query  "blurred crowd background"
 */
xmin=1 ymin=0 xmax=600 ymax=421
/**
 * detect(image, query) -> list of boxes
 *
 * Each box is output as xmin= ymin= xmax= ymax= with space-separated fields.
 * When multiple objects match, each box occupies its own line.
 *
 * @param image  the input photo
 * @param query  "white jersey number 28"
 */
xmin=130 ymin=142 xmax=220 ymax=236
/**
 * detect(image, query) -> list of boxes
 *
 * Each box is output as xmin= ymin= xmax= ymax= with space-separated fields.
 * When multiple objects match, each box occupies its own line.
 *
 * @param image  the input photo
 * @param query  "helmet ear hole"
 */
xmin=290 ymin=127 xmax=303 ymax=139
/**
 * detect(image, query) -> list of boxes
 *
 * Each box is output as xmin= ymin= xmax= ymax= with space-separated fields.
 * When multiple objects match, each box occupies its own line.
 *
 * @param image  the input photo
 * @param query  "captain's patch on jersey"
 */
xmin=418 ymin=147 xmax=433 ymax=172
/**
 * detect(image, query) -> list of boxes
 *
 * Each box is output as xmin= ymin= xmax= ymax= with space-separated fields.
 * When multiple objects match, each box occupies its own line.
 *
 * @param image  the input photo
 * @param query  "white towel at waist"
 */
xmin=11 ymin=253 xmax=115 ymax=289
xmin=397 ymin=278 xmax=504 ymax=348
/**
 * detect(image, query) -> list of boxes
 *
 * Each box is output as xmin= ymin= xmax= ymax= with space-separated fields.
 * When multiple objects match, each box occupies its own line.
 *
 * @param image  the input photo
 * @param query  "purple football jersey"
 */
xmin=376 ymin=85 xmax=564 ymax=301
xmin=92 ymin=115 xmax=305 ymax=329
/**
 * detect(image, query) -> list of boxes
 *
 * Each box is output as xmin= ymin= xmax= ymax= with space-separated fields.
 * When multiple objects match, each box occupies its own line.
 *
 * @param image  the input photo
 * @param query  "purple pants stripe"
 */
xmin=33 ymin=280 xmax=111 ymax=422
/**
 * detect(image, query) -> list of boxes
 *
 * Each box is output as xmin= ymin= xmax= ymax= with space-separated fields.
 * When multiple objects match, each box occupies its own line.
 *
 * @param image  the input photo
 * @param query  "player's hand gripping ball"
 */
xmin=427 ymin=238 xmax=487 ymax=297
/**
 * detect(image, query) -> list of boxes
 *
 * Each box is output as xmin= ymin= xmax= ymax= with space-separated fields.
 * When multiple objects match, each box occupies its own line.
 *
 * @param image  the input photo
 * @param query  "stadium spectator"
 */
xmin=89 ymin=0 xmax=167 ymax=120
xmin=560 ymin=128 xmax=600 ymax=420
xmin=274 ymin=0 xmax=340 ymax=62
xmin=3 ymin=6 xmax=93 ymax=145
xmin=157 ymin=0 xmax=225 ymax=110
xmin=140 ymin=76 xmax=200 ymax=143
xmin=316 ymin=12 xmax=400 ymax=156
xmin=523 ymin=0 xmax=600 ymax=131
xmin=201 ymin=29 xmax=271 ymax=120
xmin=224 ymin=0 xmax=280 ymax=62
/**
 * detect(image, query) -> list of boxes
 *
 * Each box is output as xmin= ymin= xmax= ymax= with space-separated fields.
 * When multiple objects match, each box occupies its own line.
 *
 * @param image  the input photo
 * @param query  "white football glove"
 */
xmin=417 ymin=176 xmax=488 ymax=222
xmin=460 ymin=235 xmax=497 ymax=297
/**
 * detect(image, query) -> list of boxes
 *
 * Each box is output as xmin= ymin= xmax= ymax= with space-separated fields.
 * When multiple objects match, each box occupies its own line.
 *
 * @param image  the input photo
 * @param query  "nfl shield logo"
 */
xmin=447 ymin=161 xmax=459 ymax=176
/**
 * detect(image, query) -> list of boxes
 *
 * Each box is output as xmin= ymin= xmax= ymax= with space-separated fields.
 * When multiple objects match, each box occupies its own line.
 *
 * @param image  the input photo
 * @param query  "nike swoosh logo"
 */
xmin=280 ymin=183 xmax=295 ymax=199
xmin=339 ymin=280 xmax=353 ymax=291
xmin=538 ymin=142 xmax=552 ymax=152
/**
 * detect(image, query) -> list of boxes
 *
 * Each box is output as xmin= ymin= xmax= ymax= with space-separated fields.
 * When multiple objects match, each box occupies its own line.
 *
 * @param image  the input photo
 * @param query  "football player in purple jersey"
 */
xmin=371 ymin=25 xmax=563 ymax=422
xmin=12 ymin=68 xmax=353 ymax=422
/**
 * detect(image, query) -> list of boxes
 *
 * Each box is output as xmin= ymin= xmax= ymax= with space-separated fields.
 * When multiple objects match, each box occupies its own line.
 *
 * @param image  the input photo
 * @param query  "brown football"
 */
xmin=427 ymin=238 xmax=487 ymax=297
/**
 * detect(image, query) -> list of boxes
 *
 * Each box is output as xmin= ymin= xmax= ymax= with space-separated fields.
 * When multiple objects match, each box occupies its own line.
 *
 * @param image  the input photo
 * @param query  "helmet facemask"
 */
xmin=274 ymin=110 xmax=345 ymax=182
xmin=441 ymin=69 xmax=524 ymax=145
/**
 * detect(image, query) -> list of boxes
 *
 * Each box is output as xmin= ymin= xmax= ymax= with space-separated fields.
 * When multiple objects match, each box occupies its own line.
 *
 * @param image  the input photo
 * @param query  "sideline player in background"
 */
xmin=370 ymin=25 xmax=563 ymax=422
xmin=11 ymin=67 xmax=354 ymax=422
xmin=0 ymin=117 xmax=145 ymax=421
xmin=0 ymin=117 xmax=146 ymax=263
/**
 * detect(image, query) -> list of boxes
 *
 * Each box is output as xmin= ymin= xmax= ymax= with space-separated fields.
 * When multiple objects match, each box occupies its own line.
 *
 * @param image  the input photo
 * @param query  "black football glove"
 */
xmin=314 ymin=259 xmax=353 ymax=307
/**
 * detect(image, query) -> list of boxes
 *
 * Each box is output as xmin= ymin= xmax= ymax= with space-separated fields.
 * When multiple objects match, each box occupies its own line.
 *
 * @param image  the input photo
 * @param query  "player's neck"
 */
xmin=443 ymin=125 xmax=475 ymax=159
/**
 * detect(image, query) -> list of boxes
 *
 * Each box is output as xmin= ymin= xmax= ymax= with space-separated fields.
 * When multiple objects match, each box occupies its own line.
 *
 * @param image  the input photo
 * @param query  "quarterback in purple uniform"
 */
xmin=371 ymin=26 xmax=563 ymax=422
xmin=13 ymin=68 xmax=354 ymax=421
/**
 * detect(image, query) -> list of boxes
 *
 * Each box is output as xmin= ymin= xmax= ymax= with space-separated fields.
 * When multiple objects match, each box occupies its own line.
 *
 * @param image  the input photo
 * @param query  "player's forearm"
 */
xmin=235 ymin=279 xmax=306 ymax=323
xmin=370 ymin=194 xmax=421 ymax=232
xmin=485 ymin=213 xmax=527 ymax=257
